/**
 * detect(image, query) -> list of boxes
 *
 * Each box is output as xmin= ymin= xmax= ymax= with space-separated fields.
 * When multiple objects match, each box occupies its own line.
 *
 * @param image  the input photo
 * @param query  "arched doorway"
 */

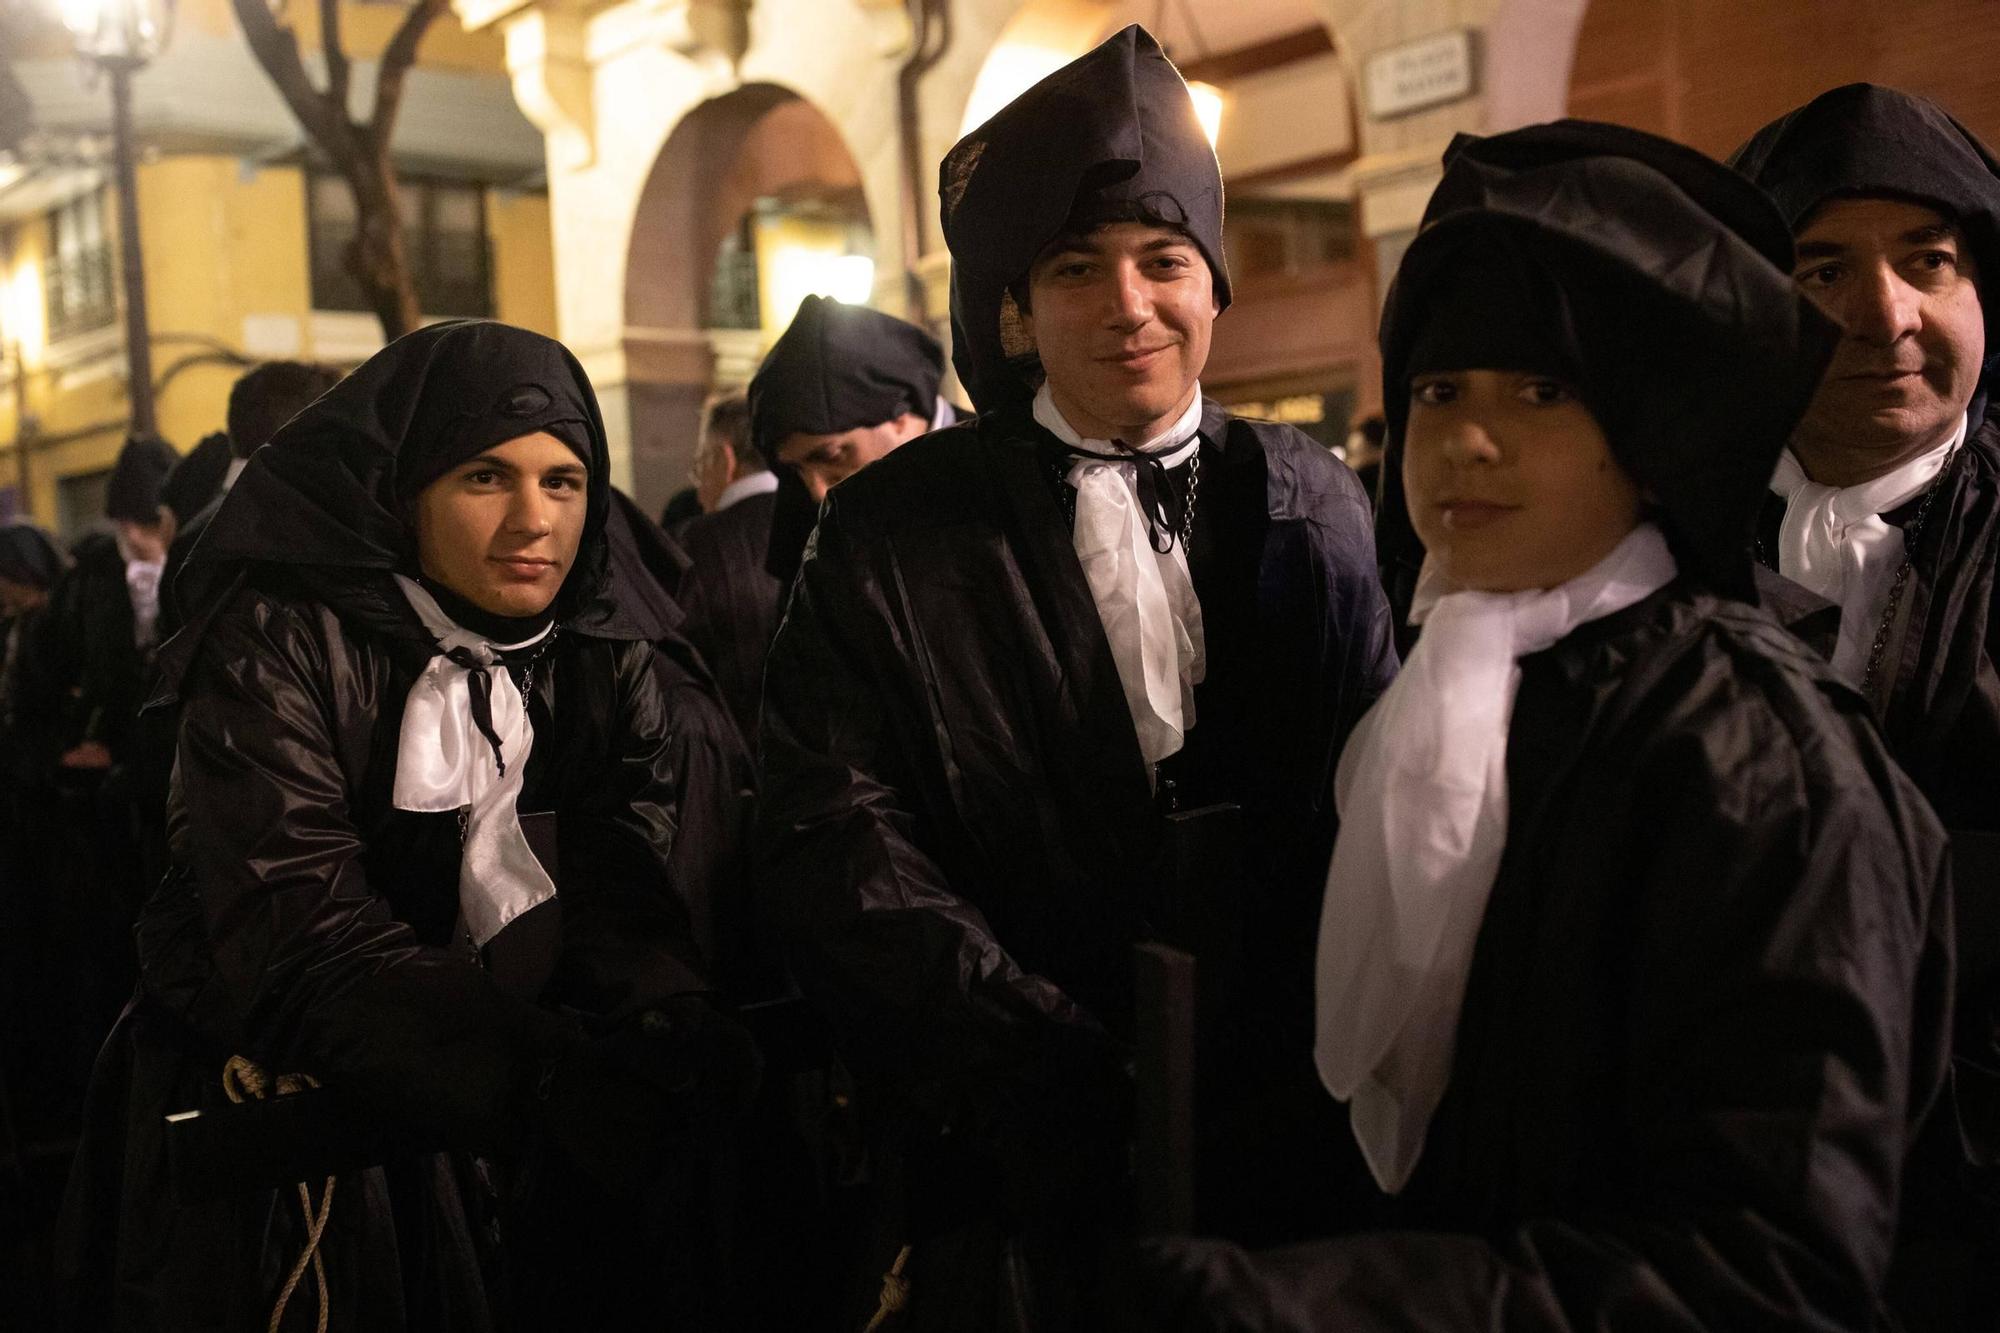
xmin=1566 ymin=0 xmax=2000 ymax=159
xmin=621 ymin=84 xmax=875 ymax=515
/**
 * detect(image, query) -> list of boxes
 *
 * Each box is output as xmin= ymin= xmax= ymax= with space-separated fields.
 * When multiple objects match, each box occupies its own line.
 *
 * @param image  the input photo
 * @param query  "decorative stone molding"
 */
xmin=499 ymin=5 xmax=598 ymax=170
xmin=653 ymin=0 xmax=753 ymax=64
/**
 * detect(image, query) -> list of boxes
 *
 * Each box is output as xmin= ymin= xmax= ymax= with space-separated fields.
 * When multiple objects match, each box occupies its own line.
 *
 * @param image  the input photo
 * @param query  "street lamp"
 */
xmin=58 ymin=0 xmax=174 ymax=437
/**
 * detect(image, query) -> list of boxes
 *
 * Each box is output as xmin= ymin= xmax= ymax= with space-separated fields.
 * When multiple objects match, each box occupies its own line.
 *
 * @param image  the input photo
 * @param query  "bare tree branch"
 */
xmin=318 ymin=0 xmax=349 ymax=119
xmin=370 ymin=0 xmax=449 ymax=158
xmin=229 ymin=0 xmax=355 ymax=165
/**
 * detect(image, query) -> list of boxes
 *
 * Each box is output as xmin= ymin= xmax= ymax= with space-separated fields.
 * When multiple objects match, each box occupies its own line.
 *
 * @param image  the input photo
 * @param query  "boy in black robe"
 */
xmin=756 ymin=25 xmax=1396 ymax=1328
xmin=1733 ymin=85 xmax=2000 ymax=1326
xmin=1120 ymin=120 xmax=1953 ymax=1333
xmin=56 ymin=322 xmax=760 ymax=1332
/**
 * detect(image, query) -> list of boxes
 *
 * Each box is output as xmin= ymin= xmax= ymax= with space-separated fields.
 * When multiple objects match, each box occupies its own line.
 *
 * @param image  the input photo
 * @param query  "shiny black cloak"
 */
xmin=1736 ymin=87 xmax=2000 ymax=1325
xmin=57 ymin=322 xmax=750 ymax=1332
xmin=757 ymin=396 xmax=1397 ymax=1325
xmin=1117 ymin=121 xmax=1952 ymax=1333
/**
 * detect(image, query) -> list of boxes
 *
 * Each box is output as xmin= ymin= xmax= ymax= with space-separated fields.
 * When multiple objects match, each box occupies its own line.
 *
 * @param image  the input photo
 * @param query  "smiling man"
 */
xmin=1735 ymin=83 xmax=2000 ymax=1331
xmin=756 ymin=24 xmax=1396 ymax=1326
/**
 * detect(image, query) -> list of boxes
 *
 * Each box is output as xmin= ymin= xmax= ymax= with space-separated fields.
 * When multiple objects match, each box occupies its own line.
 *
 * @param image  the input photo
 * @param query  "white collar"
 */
xmin=1317 ymin=524 xmax=1678 ymax=1193
xmin=1771 ymin=413 xmax=1965 ymax=518
xmin=1031 ymin=382 xmax=1205 ymax=467
xmin=714 ymin=469 xmax=779 ymax=512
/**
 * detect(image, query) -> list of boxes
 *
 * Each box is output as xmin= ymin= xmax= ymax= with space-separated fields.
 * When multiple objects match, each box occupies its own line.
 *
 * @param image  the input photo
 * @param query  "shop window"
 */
xmin=307 ymin=173 xmax=493 ymax=319
xmin=56 ymin=466 xmax=110 ymax=542
xmin=45 ymin=189 xmax=116 ymax=342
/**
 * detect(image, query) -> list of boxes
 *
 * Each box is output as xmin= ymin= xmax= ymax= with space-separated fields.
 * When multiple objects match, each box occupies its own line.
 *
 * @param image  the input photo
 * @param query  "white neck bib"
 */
xmin=1315 ymin=524 xmax=1679 ymax=1193
xmin=1034 ymin=383 xmax=1207 ymax=772
xmin=1768 ymin=414 xmax=1963 ymax=682
xmin=390 ymin=575 xmax=557 ymax=947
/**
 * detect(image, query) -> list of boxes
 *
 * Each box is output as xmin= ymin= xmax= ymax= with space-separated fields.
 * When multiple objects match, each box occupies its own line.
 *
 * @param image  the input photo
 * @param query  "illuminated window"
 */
xmin=45 ymin=188 xmax=115 ymax=342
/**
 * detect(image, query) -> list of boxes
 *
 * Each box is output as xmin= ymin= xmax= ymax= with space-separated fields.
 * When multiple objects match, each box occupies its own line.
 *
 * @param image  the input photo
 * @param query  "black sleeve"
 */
xmin=175 ymin=597 xmax=571 ymax=1147
xmin=756 ymin=490 xmax=1117 ymax=1120
xmin=543 ymin=638 xmax=713 ymax=1023
xmin=1122 ymin=696 xmax=1949 ymax=1331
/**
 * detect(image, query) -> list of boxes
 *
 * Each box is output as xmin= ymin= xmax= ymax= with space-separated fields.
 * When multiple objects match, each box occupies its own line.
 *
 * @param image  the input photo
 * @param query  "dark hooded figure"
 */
xmin=679 ymin=299 xmax=953 ymax=744
xmin=1114 ymin=120 xmax=1953 ymax=1333
xmin=55 ymin=321 xmax=760 ymax=1333
xmin=756 ymin=25 xmax=1397 ymax=1328
xmin=1733 ymin=81 xmax=2000 ymax=1330
xmin=0 ymin=521 xmax=68 ymax=1137
xmin=7 ymin=435 xmax=181 ymax=1123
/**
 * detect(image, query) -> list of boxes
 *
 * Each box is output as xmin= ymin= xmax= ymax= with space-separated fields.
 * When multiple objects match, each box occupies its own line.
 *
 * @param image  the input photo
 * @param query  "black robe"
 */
xmin=677 ymin=489 xmax=783 ymax=747
xmin=757 ymin=401 xmax=1397 ymax=1325
xmin=1118 ymin=580 xmax=1953 ymax=1331
xmin=1755 ymin=405 xmax=2000 ymax=1325
xmin=55 ymin=569 xmax=738 ymax=1332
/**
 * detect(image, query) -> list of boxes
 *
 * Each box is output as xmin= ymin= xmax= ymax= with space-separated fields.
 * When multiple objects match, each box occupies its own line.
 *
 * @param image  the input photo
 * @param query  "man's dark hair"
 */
xmin=227 ymin=361 xmax=343 ymax=461
xmin=1009 ymin=196 xmax=1203 ymax=317
xmin=702 ymin=393 xmax=759 ymax=473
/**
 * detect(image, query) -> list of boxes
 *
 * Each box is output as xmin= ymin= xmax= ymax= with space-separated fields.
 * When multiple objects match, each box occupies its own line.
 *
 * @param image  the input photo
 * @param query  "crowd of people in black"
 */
xmin=3 ymin=21 xmax=1999 ymax=1332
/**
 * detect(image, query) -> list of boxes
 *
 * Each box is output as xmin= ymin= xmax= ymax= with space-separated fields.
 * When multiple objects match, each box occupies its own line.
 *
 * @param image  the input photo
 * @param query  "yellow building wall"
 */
xmin=0 ymin=157 xmax=553 ymax=532
xmin=0 ymin=0 xmax=549 ymax=533
xmin=490 ymin=189 xmax=558 ymax=335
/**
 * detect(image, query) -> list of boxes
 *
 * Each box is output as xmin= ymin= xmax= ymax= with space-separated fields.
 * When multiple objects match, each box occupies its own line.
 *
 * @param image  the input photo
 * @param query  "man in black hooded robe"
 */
xmin=756 ymin=26 xmax=1397 ymax=1327
xmin=1733 ymin=85 xmax=2000 ymax=1326
xmin=1115 ymin=118 xmax=1952 ymax=1333
xmin=55 ymin=321 xmax=760 ymax=1333
xmin=679 ymin=297 xmax=952 ymax=745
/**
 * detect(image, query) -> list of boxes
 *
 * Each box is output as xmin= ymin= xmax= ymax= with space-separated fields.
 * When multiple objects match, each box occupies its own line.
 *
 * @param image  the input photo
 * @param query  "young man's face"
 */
xmin=1790 ymin=196 xmax=1985 ymax=473
xmin=115 ymin=517 xmax=170 ymax=565
xmin=1403 ymin=369 xmax=1642 ymax=592
xmin=775 ymin=413 xmax=930 ymax=504
xmin=1022 ymin=221 xmax=1219 ymax=443
xmin=415 ymin=431 xmax=589 ymax=619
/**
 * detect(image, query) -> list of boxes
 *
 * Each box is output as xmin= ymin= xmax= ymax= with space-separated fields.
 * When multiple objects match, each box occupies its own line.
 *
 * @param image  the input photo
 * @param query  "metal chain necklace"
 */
xmin=1051 ymin=448 xmax=1203 ymax=549
xmin=1761 ymin=449 xmax=1962 ymax=699
xmin=1858 ymin=449 xmax=1956 ymax=697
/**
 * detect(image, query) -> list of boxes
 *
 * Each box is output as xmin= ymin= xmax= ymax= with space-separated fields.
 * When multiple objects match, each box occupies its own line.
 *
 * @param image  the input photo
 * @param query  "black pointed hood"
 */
xmin=1382 ymin=119 xmax=1840 ymax=599
xmin=105 ymin=434 xmax=179 ymax=524
xmin=940 ymin=23 xmax=1229 ymax=411
xmin=746 ymin=296 xmax=943 ymax=465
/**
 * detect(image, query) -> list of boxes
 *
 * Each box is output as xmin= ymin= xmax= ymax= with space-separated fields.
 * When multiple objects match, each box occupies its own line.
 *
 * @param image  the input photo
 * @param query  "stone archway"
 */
xmin=619 ymin=84 xmax=875 ymax=514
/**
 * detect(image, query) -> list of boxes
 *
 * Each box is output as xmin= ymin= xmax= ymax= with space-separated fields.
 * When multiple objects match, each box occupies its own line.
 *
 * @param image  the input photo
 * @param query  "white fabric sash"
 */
xmin=1314 ymin=524 xmax=1678 ymax=1193
xmin=391 ymin=575 xmax=556 ymax=948
xmin=1034 ymin=383 xmax=1207 ymax=771
xmin=1769 ymin=416 xmax=1962 ymax=682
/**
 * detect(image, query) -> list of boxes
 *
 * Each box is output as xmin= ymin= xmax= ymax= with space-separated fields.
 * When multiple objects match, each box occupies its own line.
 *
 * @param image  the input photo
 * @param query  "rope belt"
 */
xmin=862 ymin=1243 xmax=913 ymax=1332
xmin=222 ymin=1055 xmax=335 ymax=1333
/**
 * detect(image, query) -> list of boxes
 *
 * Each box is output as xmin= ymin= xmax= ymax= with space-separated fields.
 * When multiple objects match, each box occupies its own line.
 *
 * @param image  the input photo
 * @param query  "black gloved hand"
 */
xmin=530 ymin=996 xmax=764 ymax=1197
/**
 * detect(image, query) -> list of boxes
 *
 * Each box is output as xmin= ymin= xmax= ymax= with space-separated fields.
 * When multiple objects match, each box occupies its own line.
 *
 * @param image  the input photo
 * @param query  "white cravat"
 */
xmin=1769 ymin=416 xmax=1963 ymax=683
xmin=391 ymin=575 xmax=556 ymax=948
xmin=1034 ymin=382 xmax=1207 ymax=770
xmin=125 ymin=557 xmax=164 ymax=649
xmin=1315 ymin=524 xmax=1678 ymax=1194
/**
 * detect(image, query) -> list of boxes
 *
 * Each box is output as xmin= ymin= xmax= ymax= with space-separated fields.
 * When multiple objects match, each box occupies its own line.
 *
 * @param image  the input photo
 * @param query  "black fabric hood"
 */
xmin=174 ymin=320 xmax=669 ymax=657
xmin=1731 ymin=83 xmax=2000 ymax=361
xmin=1382 ymin=119 xmax=1840 ymax=599
xmin=159 ymin=432 xmax=233 ymax=528
xmin=747 ymin=296 xmax=943 ymax=465
xmin=940 ymin=23 xmax=1230 ymax=411
xmin=0 ymin=522 xmax=62 ymax=590
xmin=106 ymin=434 xmax=179 ymax=524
